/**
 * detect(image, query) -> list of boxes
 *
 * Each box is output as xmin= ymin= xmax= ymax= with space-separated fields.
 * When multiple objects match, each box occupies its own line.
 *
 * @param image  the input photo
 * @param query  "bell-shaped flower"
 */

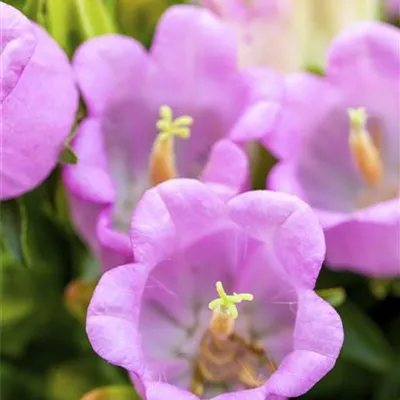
xmin=267 ymin=22 xmax=400 ymax=277
xmin=63 ymin=5 xmax=282 ymax=272
xmin=200 ymin=0 xmax=379 ymax=72
xmin=86 ymin=179 xmax=343 ymax=400
xmin=0 ymin=3 xmax=78 ymax=199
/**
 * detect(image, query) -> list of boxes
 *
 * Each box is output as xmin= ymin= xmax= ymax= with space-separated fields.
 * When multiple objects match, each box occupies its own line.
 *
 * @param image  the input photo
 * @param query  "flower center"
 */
xmin=348 ymin=108 xmax=399 ymax=208
xmin=190 ymin=282 xmax=275 ymax=396
xmin=148 ymin=105 xmax=193 ymax=186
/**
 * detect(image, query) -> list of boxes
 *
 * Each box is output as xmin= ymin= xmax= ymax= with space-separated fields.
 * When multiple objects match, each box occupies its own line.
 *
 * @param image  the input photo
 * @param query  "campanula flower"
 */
xmin=200 ymin=0 xmax=379 ymax=72
xmin=87 ymin=179 xmax=343 ymax=400
xmin=267 ymin=22 xmax=400 ymax=276
xmin=63 ymin=5 xmax=282 ymax=271
xmin=0 ymin=2 xmax=78 ymax=199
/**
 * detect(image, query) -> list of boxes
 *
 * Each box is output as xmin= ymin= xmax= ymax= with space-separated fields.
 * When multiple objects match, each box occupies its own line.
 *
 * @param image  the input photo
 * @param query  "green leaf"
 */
xmin=23 ymin=0 xmax=45 ymax=22
xmin=370 ymin=279 xmax=392 ymax=300
xmin=374 ymin=357 xmax=400 ymax=400
xmin=305 ymin=64 xmax=325 ymax=76
xmin=1 ymin=364 xmax=43 ymax=400
xmin=21 ymin=195 xmax=72 ymax=273
xmin=72 ymin=0 xmax=117 ymax=39
xmin=1 ymin=0 xmax=25 ymax=11
xmin=317 ymin=287 xmax=346 ymax=308
xmin=60 ymin=144 xmax=79 ymax=165
xmin=0 ymin=258 xmax=60 ymax=357
xmin=0 ymin=199 xmax=28 ymax=265
xmin=249 ymin=143 xmax=277 ymax=190
xmin=46 ymin=0 xmax=74 ymax=50
xmin=81 ymin=385 xmax=140 ymax=400
xmin=47 ymin=356 xmax=130 ymax=400
xmin=392 ymin=279 xmax=400 ymax=297
xmin=115 ymin=0 xmax=169 ymax=43
xmin=339 ymin=302 xmax=394 ymax=373
xmin=299 ymin=356 xmax=377 ymax=400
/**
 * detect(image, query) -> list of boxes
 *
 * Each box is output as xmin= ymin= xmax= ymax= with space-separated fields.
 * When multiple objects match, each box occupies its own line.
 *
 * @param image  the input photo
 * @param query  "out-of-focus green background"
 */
xmin=1 ymin=1 xmax=399 ymax=399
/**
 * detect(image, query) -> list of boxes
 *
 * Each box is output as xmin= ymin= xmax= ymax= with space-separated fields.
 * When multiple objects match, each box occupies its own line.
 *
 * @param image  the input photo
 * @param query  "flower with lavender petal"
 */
xmin=267 ymin=22 xmax=400 ymax=277
xmin=200 ymin=0 xmax=379 ymax=72
xmin=63 ymin=5 xmax=282 ymax=272
xmin=86 ymin=179 xmax=343 ymax=400
xmin=0 ymin=2 xmax=78 ymax=199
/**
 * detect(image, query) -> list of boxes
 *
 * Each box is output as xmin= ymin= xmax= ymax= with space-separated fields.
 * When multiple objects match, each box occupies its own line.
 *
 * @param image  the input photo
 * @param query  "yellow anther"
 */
xmin=208 ymin=281 xmax=254 ymax=320
xmin=348 ymin=107 xmax=383 ymax=186
xmin=148 ymin=105 xmax=193 ymax=186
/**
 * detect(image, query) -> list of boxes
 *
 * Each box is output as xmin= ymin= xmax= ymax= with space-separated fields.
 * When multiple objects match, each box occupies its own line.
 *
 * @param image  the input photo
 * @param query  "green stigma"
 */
xmin=208 ymin=281 xmax=254 ymax=319
xmin=348 ymin=107 xmax=367 ymax=130
xmin=156 ymin=105 xmax=193 ymax=141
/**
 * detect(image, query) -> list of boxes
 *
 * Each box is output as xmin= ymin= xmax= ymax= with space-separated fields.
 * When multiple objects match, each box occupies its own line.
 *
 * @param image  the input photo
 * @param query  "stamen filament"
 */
xmin=148 ymin=105 xmax=193 ymax=186
xmin=348 ymin=107 xmax=383 ymax=186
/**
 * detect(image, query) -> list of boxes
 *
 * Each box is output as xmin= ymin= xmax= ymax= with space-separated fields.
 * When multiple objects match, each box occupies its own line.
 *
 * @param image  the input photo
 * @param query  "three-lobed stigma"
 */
xmin=148 ymin=105 xmax=193 ymax=186
xmin=156 ymin=105 xmax=193 ymax=141
xmin=208 ymin=281 xmax=254 ymax=319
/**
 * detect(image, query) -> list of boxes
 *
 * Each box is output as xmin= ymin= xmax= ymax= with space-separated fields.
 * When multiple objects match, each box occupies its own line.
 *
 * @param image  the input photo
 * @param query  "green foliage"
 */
xmin=340 ymin=302 xmax=393 ymax=373
xmin=317 ymin=287 xmax=346 ymax=308
xmin=71 ymin=0 xmax=117 ymax=39
xmin=59 ymin=144 xmax=79 ymax=165
xmin=1 ymin=199 xmax=28 ymax=266
xmin=23 ymin=0 xmax=45 ymax=22
xmin=81 ymin=385 xmax=140 ymax=400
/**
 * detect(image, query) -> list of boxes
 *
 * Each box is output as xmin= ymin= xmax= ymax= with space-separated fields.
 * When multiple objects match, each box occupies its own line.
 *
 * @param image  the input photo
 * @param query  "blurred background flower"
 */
xmin=199 ymin=0 xmax=380 ymax=72
xmin=63 ymin=5 xmax=281 ymax=272
xmin=266 ymin=21 xmax=400 ymax=277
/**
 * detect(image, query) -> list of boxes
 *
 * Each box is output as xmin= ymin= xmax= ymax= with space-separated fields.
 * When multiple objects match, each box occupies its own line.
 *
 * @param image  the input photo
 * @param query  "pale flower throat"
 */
xmin=191 ymin=282 xmax=276 ymax=396
xmin=348 ymin=108 xmax=399 ymax=208
xmin=112 ymin=106 xmax=192 ymax=233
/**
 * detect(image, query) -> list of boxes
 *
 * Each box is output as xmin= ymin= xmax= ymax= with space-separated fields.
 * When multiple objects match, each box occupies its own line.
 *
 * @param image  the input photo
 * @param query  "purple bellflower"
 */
xmin=63 ymin=5 xmax=282 ymax=272
xmin=0 ymin=2 xmax=78 ymax=199
xmin=86 ymin=179 xmax=343 ymax=400
xmin=267 ymin=22 xmax=400 ymax=277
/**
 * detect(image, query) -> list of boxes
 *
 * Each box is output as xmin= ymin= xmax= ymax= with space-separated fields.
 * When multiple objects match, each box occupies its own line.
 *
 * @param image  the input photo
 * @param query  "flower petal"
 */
xmin=143 ymin=381 xmax=199 ymax=400
xmin=267 ymin=162 xmax=306 ymax=198
xmin=96 ymin=207 xmax=133 ymax=271
xmin=73 ymin=34 xmax=150 ymax=117
xmin=87 ymin=263 xmax=150 ymax=376
xmin=326 ymin=21 xmax=400 ymax=174
xmin=200 ymin=139 xmax=249 ymax=201
xmin=1 ymin=20 xmax=77 ymax=199
xmin=63 ymin=118 xmax=115 ymax=203
xmin=324 ymin=199 xmax=400 ymax=277
xmin=151 ymin=5 xmax=237 ymax=83
xmin=0 ymin=2 xmax=36 ymax=103
xmin=228 ymin=101 xmax=281 ymax=142
xmin=265 ymin=290 xmax=343 ymax=397
xmin=265 ymin=72 xmax=340 ymax=160
xmin=65 ymin=192 xmax=103 ymax=258
xmin=131 ymin=179 xmax=228 ymax=267
xmin=228 ymin=190 xmax=325 ymax=289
